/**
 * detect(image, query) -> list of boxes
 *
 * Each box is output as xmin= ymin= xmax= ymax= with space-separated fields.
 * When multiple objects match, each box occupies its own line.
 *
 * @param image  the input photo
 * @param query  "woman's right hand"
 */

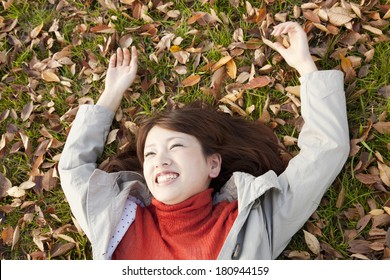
xmin=105 ymin=47 xmax=138 ymax=96
xmin=97 ymin=47 xmax=138 ymax=112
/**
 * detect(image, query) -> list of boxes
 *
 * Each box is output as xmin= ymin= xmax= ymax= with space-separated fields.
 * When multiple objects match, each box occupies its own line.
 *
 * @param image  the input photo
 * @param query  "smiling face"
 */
xmin=143 ymin=125 xmax=221 ymax=205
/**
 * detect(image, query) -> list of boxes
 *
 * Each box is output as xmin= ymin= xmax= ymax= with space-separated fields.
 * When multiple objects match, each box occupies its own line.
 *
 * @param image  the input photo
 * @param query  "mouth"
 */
xmin=155 ymin=172 xmax=179 ymax=184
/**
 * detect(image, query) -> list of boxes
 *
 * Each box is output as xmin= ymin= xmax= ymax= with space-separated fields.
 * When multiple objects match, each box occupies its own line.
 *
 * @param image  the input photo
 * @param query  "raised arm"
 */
xmin=58 ymin=47 xmax=138 ymax=238
xmin=262 ymin=22 xmax=350 ymax=257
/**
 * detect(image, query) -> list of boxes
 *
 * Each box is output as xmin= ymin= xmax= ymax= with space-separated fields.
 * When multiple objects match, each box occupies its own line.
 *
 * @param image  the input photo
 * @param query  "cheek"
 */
xmin=142 ymin=162 xmax=153 ymax=183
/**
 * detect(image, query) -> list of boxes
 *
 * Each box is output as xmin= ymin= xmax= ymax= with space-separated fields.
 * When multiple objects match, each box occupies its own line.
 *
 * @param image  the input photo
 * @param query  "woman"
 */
xmin=58 ymin=22 xmax=350 ymax=259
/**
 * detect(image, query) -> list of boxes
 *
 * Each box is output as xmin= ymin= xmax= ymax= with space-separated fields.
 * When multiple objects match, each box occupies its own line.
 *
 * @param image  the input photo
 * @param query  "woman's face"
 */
xmin=143 ymin=125 xmax=221 ymax=205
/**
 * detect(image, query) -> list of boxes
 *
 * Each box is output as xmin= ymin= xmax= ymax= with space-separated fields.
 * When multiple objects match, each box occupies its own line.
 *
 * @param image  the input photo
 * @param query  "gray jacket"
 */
xmin=58 ymin=70 xmax=349 ymax=260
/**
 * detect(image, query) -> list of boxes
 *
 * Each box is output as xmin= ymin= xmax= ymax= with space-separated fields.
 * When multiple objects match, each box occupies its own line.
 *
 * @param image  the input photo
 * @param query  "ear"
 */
xmin=207 ymin=153 xmax=222 ymax=178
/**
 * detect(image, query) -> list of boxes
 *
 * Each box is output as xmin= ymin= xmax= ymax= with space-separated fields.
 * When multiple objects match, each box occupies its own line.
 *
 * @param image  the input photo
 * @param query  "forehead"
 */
xmin=144 ymin=125 xmax=198 ymax=146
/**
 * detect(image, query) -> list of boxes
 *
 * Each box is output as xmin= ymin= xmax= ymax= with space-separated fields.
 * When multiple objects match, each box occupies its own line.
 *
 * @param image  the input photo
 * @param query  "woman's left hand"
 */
xmin=263 ymin=22 xmax=318 ymax=76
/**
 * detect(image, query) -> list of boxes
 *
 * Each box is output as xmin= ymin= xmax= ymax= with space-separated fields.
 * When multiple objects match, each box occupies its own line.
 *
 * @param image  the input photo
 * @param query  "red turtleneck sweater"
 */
xmin=112 ymin=188 xmax=238 ymax=259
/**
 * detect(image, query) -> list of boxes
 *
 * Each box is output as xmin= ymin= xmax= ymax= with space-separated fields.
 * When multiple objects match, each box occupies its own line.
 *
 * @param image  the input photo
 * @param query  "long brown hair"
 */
xmin=101 ymin=104 xmax=285 ymax=191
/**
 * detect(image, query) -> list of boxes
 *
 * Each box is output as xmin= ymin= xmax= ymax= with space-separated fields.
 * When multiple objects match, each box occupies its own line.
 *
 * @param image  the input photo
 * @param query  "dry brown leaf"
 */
xmin=378 ymin=85 xmax=390 ymax=98
xmin=285 ymin=86 xmax=300 ymax=97
xmin=236 ymin=72 xmax=250 ymax=84
xmin=327 ymin=7 xmax=353 ymax=26
xmin=90 ymin=24 xmax=115 ymax=33
xmin=303 ymin=10 xmax=320 ymax=23
xmin=378 ymin=162 xmax=390 ymax=187
xmin=355 ymin=173 xmax=381 ymax=185
xmin=336 ymin=185 xmax=346 ymax=208
xmin=211 ymin=56 xmax=232 ymax=72
xmin=30 ymin=22 xmax=43 ymax=38
xmin=11 ymin=225 xmax=20 ymax=250
xmin=362 ymin=24 xmax=383 ymax=35
xmin=303 ymin=230 xmax=321 ymax=255
xmin=106 ymin=129 xmax=118 ymax=145
xmin=50 ymin=242 xmax=75 ymax=258
xmin=188 ymin=13 xmax=205 ymax=25
xmin=6 ymin=187 xmax=26 ymax=198
xmin=373 ymin=122 xmax=390 ymax=134
xmin=226 ymin=59 xmax=237 ymax=79
xmin=351 ymin=253 xmax=370 ymax=260
xmin=1 ymin=226 xmax=14 ymax=246
xmin=369 ymin=209 xmax=385 ymax=216
xmin=283 ymin=136 xmax=298 ymax=146
xmin=348 ymin=240 xmax=373 ymax=254
xmin=181 ymin=74 xmax=201 ymax=87
xmin=259 ymin=94 xmax=270 ymax=123
xmin=287 ymin=250 xmax=311 ymax=260
xmin=384 ymin=207 xmax=390 ymax=216
xmin=243 ymin=76 xmax=271 ymax=90
xmin=172 ymin=51 xmax=190 ymax=64
xmin=119 ymin=34 xmax=133 ymax=48
xmin=20 ymin=181 xmax=36 ymax=190
xmin=41 ymin=70 xmax=60 ymax=82
xmin=0 ymin=172 xmax=12 ymax=199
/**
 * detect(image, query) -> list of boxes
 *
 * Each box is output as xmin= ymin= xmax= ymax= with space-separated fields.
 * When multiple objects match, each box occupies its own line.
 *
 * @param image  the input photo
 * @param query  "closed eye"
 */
xmin=144 ymin=151 xmax=155 ymax=158
xmin=170 ymin=143 xmax=184 ymax=149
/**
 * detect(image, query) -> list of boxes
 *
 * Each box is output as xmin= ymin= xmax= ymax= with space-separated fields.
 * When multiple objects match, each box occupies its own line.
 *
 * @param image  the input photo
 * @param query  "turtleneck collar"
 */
xmin=148 ymin=188 xmax=214 ymax=236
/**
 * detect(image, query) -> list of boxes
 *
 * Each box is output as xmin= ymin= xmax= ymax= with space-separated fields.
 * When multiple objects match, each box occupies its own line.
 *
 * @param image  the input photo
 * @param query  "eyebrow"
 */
xmin=144 ymin=136 xmax=186 ymax=149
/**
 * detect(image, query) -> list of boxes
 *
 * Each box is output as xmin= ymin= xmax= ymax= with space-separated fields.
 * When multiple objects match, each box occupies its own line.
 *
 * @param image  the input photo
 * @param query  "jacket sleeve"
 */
xmin=264 ymin=70 xmax=350 ymax=258
xmin=57 ymin=104 xmax=115 ymax=239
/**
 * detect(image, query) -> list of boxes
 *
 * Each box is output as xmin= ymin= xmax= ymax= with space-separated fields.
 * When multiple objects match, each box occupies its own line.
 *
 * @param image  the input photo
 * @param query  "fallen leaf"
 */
xmin=181 ymin=74 xmax=201 ymax=87
xmin=1 ymin=226 xmax=14 ymax=245
xmin=355 ymin=173 xmax=381 ymax=185
xmin=0 ymin=173 xmax=12 ymax=199
xmin=211 ymin=56 xmax=232 ymax=72
xmin=303 ymin=230 xmax=321 ymax=255
xmin=19 ymin=181 xmax=36 ymax=190
xmin=7 ymin=187 xmax=26 ymax=198
xmin=348 ymin=240 xmax=373 ymax=254
xmin=373 ymin=122 xmax=390 ymax=134
xmin=41 ymin=70 xmax=60 ymax=82
xmin=106 ymin=129 xmax=118 ymax=145
xmin=327 ymin=7 xmax=353 ymax=26
xmin=21 ymin=101 xmax=34 ymax=122
xmin=336 ymin=185 xmax=346 ymax=208
xmin=11 ymin=225 xmax=20 ymax=250
xmin=30 ymin=22 xmax=43 ymax=38
xmin=362 ymin=24 xmax=383 ymax=35
xmin=285 ymin=86 xmax=300 ymax=97
xmin=378 ymin=85 xmax=390 ymax=98
xmin=384 ymin=207 xmax=390 ymax=216
xmin=172 ymin=51 xmax=190 ymax=64
xmin=243 ymin=76 xmax=271 ymax=90
xmin=377 ymin=162 xmax=390 ymax=187
xmin=351 ymin=253 xmax=370 ymax=260
xmin=226 ymin=59 xmax=237 ymax=79
xmin=369 ymin=209 xmax=385 ymax=216
xmin=50 ymin=242 xmax=75 ymax=258
xmin=287 ymin=250 xmax=311 ymax=260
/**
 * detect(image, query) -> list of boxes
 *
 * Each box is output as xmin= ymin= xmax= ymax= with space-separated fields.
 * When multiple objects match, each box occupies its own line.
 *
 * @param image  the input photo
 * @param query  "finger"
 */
xmin=263 ymin=37 xmax=286 ymax=55
xmin=109 ymin=53 xmax=117 ymax=68
xmin=130 ymin=46 xmax=138 ymax=70
xmin=271 ymin=22 xmax=299 ymax=36
xmin=116 ymin=48 xmax=123 ymax=66
xmin=122 ymin=48 xmax=130 ymax=66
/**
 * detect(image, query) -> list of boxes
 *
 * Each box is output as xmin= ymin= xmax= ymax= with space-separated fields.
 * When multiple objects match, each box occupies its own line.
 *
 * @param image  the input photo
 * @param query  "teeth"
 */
xmin=157 ymin=173 xmax=178 ymax=184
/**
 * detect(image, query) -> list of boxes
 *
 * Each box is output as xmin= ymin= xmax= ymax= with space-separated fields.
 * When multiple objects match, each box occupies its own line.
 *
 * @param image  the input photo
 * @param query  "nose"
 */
xmin=154 ymin=155 xmax=172 ymax=168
